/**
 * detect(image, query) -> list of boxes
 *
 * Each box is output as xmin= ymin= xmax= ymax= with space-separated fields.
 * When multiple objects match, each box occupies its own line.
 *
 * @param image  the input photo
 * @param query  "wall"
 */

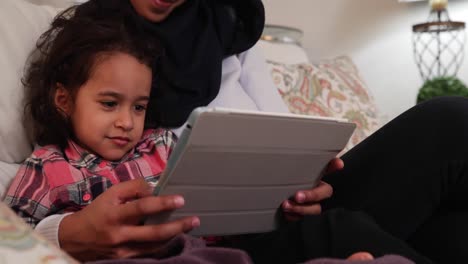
xmin=28 ymin=0 xmax=84 ymax=7
xmin=264 ymin=0 xmax=468 ymax=120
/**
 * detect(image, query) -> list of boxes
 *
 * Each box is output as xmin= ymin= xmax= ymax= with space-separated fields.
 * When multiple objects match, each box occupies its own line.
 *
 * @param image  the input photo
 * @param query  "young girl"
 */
xmin=3 ymin=5 xmax=201 ymax=260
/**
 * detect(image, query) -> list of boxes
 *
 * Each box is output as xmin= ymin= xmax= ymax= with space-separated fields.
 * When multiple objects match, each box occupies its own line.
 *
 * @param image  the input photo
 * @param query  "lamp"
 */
xmin=261 ymin=25 xmax=304 ymax=46
xmin=412 ymin=0 xmax=466 ymax=81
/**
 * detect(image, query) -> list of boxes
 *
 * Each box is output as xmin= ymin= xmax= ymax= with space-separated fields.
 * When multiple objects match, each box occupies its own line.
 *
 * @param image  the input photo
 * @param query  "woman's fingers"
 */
xmin=294 ymin=181 xmax=333 ymax=204
xmin=281 ymin=181 xmax=333 ymax=217
xmin=117 ymin=195 xmax=186 ymax=224
xmin=117 ymin=216 xmax=200 ymax=244
xmin=283 ymin=200 xmax=322 ymax=215
xmin=281 ymin=158 xmax=341 ymax=221
xmin=108 ymin=178 xmax=154 ymax=203
xmin=325 ymin=157 xmax=344 ymax=174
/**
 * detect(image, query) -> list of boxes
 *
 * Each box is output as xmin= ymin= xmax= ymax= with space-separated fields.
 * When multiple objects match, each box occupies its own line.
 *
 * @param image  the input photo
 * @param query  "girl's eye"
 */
xmin=135 ymin=104 xmax=147 ymax=112
xmin=101 ymin=101 xmax=117 ymax=108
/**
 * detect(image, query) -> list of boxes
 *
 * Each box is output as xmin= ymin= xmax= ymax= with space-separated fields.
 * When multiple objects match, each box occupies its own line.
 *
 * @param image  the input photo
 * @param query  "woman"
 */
xmin=32 ymin=0 xmax=468 ymax=263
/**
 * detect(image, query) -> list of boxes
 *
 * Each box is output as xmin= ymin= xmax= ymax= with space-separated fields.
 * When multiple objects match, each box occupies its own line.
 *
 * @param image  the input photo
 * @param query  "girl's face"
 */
xmin=130 ymin=0 xmax=187 ymax=23
xmin=55 ymin=52 xmax=152 ymax=161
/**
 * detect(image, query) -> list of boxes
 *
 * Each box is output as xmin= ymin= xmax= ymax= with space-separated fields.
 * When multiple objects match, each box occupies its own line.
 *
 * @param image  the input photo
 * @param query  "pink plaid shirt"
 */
xmin=4 ymin=129 xmax=176 ymax=227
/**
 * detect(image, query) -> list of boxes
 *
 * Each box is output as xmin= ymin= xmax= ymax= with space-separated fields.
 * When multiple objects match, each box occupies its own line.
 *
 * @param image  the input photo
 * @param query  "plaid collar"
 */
xmin=63 ymin=129 xmax=168 ymax=169
xmin=64 ymin=140 xmax=137 ymax=168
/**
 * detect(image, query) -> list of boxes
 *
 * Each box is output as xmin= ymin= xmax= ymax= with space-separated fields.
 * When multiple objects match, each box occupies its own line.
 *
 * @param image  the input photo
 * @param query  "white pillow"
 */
xmin=254 ymin=40 xmax=310 ymax=64
xmin=0 ymin=0 xmax=60 ymax=164
xmin=0 ymin=162 xmax=20 ymax=199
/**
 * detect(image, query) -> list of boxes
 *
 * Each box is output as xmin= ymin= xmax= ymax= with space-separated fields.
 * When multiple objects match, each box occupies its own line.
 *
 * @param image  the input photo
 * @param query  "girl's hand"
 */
xmin=59 ymin=178 xmax=200 ymax=261
xmin=282 ymin=158 xmax=343 ymax=221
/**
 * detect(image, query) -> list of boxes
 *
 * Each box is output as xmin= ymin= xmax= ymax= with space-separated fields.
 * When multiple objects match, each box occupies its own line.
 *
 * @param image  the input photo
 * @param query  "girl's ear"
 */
xmin=54 ymin=84 xmax=72 ymax=116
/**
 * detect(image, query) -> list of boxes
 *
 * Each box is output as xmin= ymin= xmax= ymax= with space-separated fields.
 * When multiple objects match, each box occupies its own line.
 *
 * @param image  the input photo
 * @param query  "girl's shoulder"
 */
xmin=29 ymin=144 xmax=65 ymax=161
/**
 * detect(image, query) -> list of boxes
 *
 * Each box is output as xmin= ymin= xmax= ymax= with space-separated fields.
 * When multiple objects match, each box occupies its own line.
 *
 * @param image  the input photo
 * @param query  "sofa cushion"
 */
xmin=268 ymin=56 xmax=381 ymax=151
xmin=0 ymin=0 xmax=59 ymax=164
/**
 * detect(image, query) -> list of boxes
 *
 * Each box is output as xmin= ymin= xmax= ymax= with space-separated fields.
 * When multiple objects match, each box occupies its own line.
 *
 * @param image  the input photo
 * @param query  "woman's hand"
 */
xmin=282 ymin=158 xmax=343 ymax=221
xmin=59 ymin=178 xmax=200 ymax=261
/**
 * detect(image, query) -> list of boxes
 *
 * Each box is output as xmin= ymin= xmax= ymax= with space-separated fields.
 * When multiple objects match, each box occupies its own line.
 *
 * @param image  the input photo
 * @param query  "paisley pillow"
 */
xmin=268 ymin=56 xmax=381 ymax=151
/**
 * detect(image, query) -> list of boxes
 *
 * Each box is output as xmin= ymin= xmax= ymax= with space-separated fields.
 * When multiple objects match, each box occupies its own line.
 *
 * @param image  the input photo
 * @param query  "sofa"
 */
xmin=0 ymin=0 xmax=384 ymax=262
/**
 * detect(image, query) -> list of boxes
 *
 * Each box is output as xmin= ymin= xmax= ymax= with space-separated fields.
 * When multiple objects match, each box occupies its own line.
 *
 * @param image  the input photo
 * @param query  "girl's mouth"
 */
xmin=108 ymin=137 xmax=130 ymax=147
xmin=151 ymin=0 xmax=176 ymax=10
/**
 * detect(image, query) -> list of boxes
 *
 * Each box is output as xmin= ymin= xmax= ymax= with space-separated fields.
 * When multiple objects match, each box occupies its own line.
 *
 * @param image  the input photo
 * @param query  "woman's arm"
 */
xmin=59 ymin=178 xmax=199 ymax=261
xmin=35 ymin=213 xmax=70 ymax=246
xmin=238 ymin=45 xmax=289 ymax=113
xmin=59 ymin=131 xmax=195 ymax=261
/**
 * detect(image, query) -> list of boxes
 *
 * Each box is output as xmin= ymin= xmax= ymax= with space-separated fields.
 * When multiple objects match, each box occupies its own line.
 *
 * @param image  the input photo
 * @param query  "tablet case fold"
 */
xmin=146 ymin=107 xmax=355 ymax=236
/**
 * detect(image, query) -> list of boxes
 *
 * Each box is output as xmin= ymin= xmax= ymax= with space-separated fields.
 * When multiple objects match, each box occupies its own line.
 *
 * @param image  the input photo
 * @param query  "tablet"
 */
xmin=145 ymin=107 xmax=356 ymax=236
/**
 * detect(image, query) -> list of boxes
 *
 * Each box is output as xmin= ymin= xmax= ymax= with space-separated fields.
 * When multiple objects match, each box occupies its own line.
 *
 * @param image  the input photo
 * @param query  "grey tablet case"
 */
xmin=145 ymin=107 xmax=356 ymax=236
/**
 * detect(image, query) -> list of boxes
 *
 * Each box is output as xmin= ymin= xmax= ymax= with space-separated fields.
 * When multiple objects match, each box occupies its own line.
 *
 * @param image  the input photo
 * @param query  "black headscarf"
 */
xmin=139 ymin=0 xmax=265 ymax=127
xmin=75 ymin=0 xmax=264 ymax=127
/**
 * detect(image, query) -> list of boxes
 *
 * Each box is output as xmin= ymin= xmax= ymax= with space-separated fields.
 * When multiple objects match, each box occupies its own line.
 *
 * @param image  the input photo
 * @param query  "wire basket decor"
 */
xmin=412 ymin=7 xmax=465 ymax=81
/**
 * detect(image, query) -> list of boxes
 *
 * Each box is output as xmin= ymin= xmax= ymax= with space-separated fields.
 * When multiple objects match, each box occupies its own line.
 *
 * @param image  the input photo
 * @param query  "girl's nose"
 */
xmin=115 ymin=110 xmax=134 ymax=131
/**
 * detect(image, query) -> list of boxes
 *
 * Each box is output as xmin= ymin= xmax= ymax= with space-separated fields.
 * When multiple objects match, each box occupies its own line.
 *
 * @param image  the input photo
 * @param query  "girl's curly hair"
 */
xmin=23 ymin=0 xmax=161 ymax=149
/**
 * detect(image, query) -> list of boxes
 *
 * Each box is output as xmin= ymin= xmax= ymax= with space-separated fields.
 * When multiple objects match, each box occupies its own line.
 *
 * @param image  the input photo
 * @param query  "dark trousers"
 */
xmin=230 ymin=97 xmax=468 ymax=264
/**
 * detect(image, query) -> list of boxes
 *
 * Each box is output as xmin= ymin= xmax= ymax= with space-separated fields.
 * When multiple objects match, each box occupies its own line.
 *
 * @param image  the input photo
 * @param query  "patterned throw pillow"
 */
xmin=0 ymin=202 xmax=76 ymax=263
xmin=268 ymin=56 xmax=381 ymax=151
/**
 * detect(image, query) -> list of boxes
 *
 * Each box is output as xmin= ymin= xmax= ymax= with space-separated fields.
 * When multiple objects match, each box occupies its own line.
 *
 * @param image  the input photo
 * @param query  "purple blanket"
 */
xmin=88 ymin=235 xmax=414 ymax=264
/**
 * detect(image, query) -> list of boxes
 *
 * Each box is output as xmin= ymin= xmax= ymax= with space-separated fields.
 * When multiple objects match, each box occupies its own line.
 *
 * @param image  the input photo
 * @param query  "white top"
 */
xmin=172 ymin=46 xmax=288 ymax=137
xmin=35 ymin=46 xmax=289 ymax=247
